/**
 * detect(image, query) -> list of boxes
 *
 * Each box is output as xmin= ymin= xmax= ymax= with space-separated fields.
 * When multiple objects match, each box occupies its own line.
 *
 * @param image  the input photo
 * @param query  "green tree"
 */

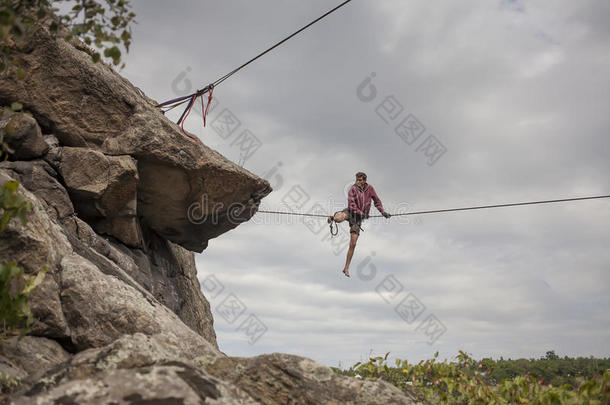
xmin=1 ymin=0 xmax=136 ymax=69
xmin=546 ymin=350 xmax=559 ymax=361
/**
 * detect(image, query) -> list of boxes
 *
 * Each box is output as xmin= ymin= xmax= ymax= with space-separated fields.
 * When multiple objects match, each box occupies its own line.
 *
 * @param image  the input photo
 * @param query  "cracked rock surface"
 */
xmin=0 ymin=19 xmax=423 ymax=405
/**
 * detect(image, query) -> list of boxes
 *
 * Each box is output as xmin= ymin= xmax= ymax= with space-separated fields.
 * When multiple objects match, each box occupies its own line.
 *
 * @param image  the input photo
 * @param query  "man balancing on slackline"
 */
xmin=328 ymin=172 xmax=391 ymax=277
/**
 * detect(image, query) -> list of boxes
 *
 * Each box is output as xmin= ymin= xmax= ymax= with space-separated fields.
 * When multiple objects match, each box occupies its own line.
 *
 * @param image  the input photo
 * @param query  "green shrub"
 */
xmin=0 ymin=261 xmax=47 ymax=341
xmin=338 ymin=351 xmax=610 ymax=404
xmin=0 ymin=180 xmax=31 ymax=232
xmin=0 ymin=179 xmax=46 ymax=342
xmin=0 ymin=372 xmax=20 ymax=394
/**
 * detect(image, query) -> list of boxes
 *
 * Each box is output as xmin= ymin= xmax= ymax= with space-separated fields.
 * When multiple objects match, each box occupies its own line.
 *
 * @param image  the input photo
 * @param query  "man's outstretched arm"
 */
xmin=371 ymin=186 xmax=391 ymax=218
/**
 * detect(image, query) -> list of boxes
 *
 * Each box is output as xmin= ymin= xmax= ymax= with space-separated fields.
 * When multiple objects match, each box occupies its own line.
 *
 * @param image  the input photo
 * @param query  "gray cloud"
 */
xmin=121 ymin=0 xmax=610 ymax=366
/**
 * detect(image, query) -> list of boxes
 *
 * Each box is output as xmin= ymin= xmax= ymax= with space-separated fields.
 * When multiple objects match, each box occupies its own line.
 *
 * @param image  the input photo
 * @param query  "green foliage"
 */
xmin=0 ymin=177 xmax=45 ymax=343
xmin=0 ymin=372 xmax=20 ymax=394
xmin=0 ymin=0 xmax=136 ymax=69
xmin=482 ymin=353 xmax=610 ymax=388
xmin=0 ymin=180 xmax=31 ymax=232
xmin=336 ymin=351 xmax=610 ymax=404
xmin=0 ymin=262 xmax=47 ymax=340
xmin=55 ymin=0 xmax=136 ymax=67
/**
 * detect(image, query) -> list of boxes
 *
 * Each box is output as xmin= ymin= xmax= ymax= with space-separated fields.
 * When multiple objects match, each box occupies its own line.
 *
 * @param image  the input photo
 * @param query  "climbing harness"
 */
xmin=156 ymin=0 xmax=354 ymax=139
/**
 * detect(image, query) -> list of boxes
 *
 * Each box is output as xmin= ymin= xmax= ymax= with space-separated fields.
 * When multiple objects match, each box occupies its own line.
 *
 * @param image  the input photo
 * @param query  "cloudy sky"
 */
xmin=119 ymin=0 xmax=610 ymax=368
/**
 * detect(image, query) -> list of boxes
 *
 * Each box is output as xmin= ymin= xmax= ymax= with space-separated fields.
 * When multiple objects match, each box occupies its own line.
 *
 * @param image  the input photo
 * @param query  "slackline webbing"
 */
xmin=256 ymin=195 xmax=610 ymax=219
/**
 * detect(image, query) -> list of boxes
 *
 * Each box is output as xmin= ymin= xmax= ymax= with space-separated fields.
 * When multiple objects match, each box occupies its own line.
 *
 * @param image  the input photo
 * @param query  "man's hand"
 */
xmin=382 ymin=212 xmax=391 ymax=219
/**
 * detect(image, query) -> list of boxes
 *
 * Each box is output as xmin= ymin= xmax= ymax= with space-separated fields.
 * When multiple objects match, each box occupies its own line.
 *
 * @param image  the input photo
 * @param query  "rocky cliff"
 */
xmin=0 ymin=23 xmax=422 ymax=404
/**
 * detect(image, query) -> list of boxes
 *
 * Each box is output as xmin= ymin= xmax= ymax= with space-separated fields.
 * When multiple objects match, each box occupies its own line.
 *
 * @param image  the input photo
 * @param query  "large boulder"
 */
xmin=13 ymin=363 xmax=256 ymax=405
xmin=9 ymin=334 xmax=424 ymax=405
xmin=57 ymin=147 xmax=142 ymax=247
xmin=207 ymin=353 xmax=424 ymax=405
xmin=0 ymin=111 xmax=49 ymax=160
xmin=0 ymin=168 xmax=218 ymax=350
xmin=10 ymin=334 xmax=255 ymax=404
xmin=0 ymin=159 xmax=74 ymax=222
xmin=0 ymin=336 xmax=71 ymax=383
xmin=108 ymin=234 xmax=218 ymax=346
xmin=58 ymin=252 xmax=217 ymax=353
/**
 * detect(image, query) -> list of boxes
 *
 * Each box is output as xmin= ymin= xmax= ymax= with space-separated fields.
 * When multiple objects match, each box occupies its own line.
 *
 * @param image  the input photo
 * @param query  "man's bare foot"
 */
xmin=343 ymin=269 xmax=350 ymax=277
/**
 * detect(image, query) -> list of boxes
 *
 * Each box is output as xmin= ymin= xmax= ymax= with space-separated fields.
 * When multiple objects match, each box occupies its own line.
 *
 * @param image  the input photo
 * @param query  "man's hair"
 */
xmin=355 ymin=172 xmax=367 ymax=180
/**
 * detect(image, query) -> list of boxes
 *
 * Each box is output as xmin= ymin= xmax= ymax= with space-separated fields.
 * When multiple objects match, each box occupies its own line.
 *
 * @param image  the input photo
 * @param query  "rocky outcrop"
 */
xmin=7 ymin=334 xmax=253 ymax=404
xmin=0 ymin=21 xmax=271 ymax=252
xmin=7 ymin=334 xmax=425 ymax=404
xmin=207 ymin=353 xmax=424 ymax=404
xmin=0 ymin=18 xmax=422 ymax=405
xmin=0 ymin=164 xmax=218 ymax=350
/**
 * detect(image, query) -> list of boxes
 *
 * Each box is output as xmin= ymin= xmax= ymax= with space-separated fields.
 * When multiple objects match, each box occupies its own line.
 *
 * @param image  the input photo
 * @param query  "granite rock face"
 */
xmin=0 ymin=21 xmax=271 ymax=252
xmin=207 ymin=353 xmax=425 ymax=405
xmin=8 ymin=334 xmax=253 ymax=405
xmin=57 ymin=147 xmax=141 ymax=247
xmin=0 ymin=167 xmax=220 ymax=349
xmin=0 ymin=19 xmax=423 ymax=405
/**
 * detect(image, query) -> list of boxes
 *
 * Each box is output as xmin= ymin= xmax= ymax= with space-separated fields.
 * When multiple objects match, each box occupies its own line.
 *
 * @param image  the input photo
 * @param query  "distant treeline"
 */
xmin=479 ymin=351 xmax=610 ymax=387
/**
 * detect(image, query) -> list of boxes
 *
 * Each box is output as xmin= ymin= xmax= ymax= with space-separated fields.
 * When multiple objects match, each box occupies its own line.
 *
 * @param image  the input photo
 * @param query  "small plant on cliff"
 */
xmin=0 ymin=180 xmax=30 ymax=231
xmin=0 ymin=179 xmax=47 ymax=342
xmin=0 ymin=262 xmax=47 ymax=341
xmin=0 ymin=372 xmax=20 ymax=395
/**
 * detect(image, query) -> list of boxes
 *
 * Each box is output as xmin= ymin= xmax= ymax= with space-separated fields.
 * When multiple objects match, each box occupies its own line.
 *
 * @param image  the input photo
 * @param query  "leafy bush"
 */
xmin=0 ymin=372 xmax=20 ymax=394
xmin=0 ymin=261 xmax=47 ymax=341
xmin=0 ymin=179 xmax=46 ymax=342
xmin=0 ymin=180 xmax=31 ymax=232
xmin=336 ymin=351 xmax=610 ymax=404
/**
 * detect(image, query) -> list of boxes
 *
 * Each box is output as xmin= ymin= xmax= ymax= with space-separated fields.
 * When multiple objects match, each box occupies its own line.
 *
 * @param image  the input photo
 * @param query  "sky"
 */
xmin=118 ymin=0 xmax=610 ymax=368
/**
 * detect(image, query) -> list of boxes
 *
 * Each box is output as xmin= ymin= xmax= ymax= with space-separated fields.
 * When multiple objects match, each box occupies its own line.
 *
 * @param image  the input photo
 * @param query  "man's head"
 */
xmin=355 ymin=171 xmax=367 ymax=187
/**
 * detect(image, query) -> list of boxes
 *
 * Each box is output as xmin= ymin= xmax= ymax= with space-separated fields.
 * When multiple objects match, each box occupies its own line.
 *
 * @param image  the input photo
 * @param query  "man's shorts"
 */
xmin=341 ymin=208 xmax=363 ymax=235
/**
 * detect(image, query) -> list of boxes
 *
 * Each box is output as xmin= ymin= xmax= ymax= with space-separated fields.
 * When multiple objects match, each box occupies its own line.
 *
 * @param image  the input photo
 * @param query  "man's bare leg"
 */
xmin=329 ymin=211 xmax=349 ymax=223
xmin=343 ymin=232 xmax=359 ymax=277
